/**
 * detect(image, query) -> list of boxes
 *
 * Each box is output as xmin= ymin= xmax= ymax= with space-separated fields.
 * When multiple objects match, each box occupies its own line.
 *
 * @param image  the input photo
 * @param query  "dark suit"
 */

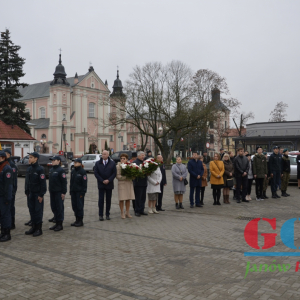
xmin=188 ymin=159 xmax=204 ymax=206
xmin=156 ymin=164 xmax=167 ymax=210
xmin=133 ymin=158 xmax=147 ymax=214
xmin=94 ymin=157 xmax=116 ymax=217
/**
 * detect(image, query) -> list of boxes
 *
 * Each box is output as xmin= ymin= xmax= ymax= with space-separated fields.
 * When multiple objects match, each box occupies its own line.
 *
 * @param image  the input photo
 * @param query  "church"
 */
xmin=17 ymin=54 xmax=128 ymax=157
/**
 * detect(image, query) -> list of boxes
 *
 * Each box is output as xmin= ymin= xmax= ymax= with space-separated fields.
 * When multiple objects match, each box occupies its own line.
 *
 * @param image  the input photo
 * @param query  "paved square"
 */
xmin=1 ymin=171 xmax=300 ymax=300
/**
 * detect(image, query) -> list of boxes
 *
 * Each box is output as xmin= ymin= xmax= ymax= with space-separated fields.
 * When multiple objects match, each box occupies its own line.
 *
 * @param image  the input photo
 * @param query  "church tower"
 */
xmin=49 ymin=53 xmax=71 ymax=153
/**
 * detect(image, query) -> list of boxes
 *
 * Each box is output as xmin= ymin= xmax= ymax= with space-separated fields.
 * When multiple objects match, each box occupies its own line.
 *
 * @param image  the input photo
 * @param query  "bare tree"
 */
xmin=233 ymin=112 xmax=255 ymax=149
xmin=269 ymin=101 xmax=288 ymax=122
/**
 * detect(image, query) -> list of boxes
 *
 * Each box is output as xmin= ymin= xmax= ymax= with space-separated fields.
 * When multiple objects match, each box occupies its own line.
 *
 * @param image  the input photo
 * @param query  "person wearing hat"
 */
xmin=253 ymin=146 xmax=268 ymax=201
xmin=269 ymin=146 xmax=281 ymax=198
xmin=24 ymin=152 xmax=47 ymax=237
xmin=48 ymin=156 xmax=67 ymax=231
xmin=146 ymin=150 xmax=153 ymax=159
xmin=0 ymin=150 xmax=13 ymax=242
xmin=281 ymin=149 xmax=290 ymax=197
xmin=4 ymin=149 xmax=18 ymax=229
xmin=69 ymin=158 xmax=87 ymax=226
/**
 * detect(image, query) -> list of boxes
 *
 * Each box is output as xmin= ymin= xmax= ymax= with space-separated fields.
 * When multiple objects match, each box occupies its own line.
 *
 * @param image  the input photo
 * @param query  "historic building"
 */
xmin=17 ymin=55 xmax=129 ymax=157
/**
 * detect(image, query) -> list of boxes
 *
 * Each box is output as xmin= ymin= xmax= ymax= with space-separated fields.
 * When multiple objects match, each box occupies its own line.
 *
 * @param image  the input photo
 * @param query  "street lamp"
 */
xmin=40 ymin=139 xmax=46 ymax=153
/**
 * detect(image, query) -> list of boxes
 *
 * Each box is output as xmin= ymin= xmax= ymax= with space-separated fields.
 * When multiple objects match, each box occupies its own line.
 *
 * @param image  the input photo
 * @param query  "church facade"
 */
xmin=17 ymin=55 xmax=129 ymax=157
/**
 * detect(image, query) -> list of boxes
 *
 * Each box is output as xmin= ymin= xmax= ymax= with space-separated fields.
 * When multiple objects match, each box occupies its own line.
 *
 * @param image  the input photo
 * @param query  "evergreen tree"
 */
xmin=104 ymin=140 xmax=108 ymax=150
xmin=0 ymin=29 xmax=30 ymax=133
xmin=89 ymin=144 xmax=93 ymax=154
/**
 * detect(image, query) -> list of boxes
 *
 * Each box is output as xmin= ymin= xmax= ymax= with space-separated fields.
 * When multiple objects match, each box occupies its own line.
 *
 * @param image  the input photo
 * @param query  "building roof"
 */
xmin=222 ymin=128 xmax=246 ymax=137
xmin=0 ymin=120 xmax=36 ymax=140
xmin=17 ymin=74 xmax=86 ymax=101
xmin=28 ymin=118 xmax=50 ymax=129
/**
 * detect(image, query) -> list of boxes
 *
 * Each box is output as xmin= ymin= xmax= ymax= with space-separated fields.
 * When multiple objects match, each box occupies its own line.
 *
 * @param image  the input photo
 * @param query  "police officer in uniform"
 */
xmin=49 ymin=156 xmax=67 ymax=232
xmin=70 ymin=158 xmax=87 ymax=227
xmin=25 ymin=152 xmax=47 ymax=237
xmin=269 ymin=146 xmax=281 ymax=199
xmin=281 ymin=149 xmax=291 ymax=197
xmin=262 ymin=152 xmax=269 ymax=199
xmin=4 ymin=149 xmax=18 ymax=229
xmin=0 ymin=151 xmax=13 ymax=242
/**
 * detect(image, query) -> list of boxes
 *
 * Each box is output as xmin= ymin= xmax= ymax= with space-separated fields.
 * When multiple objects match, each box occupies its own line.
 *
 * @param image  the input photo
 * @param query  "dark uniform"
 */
xmin=70 ymin=160 xmax=87 ymax=227
xmin=156 ymin=162 xmax=167 ymax=211
xmin=25 ymin=152 xmax=47 ymax=236
xmin=281 ymin=151 xmax=290 ymax=197
xmin=0 ymin=152 xmax=13 ymax=242
xmin=49 ymin=156 xmax=67 ymax=231
xmin=4 ymin=149 xmax=18 ymax=229
xmin=269 ymin=147 xmax=281 ymax=198
xmin=263 ymin=153 xmax=270 ymax=198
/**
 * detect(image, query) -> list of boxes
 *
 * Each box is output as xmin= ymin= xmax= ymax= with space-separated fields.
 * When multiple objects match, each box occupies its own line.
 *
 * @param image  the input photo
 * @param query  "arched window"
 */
xmin=40 ymin=107 xmax=45 ymax=118
xmin=41 ymin=134 xmax=46 ymax=139
xmin=89 ymin=102 xmax=95 ymax=117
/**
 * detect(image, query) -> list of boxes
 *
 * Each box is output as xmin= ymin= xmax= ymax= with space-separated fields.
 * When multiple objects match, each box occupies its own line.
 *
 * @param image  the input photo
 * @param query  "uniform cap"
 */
xmin=0 ymin=150 xmax=6 ymax=157
xmin=50 ymin=155 xmax=61 ymax=161
xmin=74 ymin=158 xmax=82 ymax=163
xmin=3 ymin=148 xmax=12 ymax=155
xmin=28 ymin=152 xmax=40 ymax=158
xmin=273 ymin=146 xmax=279 ymax=149
xmin=283 ymin=149 xmax=288 ymax=153
xmin=263 ymin=152 xmax=267 ymax=155
xmin=256 ymin=146 xmax=262 ymax=151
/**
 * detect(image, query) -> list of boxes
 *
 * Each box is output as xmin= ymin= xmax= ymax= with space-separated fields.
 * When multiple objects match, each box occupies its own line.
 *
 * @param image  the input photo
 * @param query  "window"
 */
xmin=131 ymin=137 xmax=134 ymax=142
xmin=81 ymin=155 xmax=89 ymax=161
xmin=41 ymin=134 xmax=46 ymax=139
xmin=225 ymin=121 xmax=227 ymax=129
xmin=62 ymin=114 xmax=66 ymax=121
xmin=91 ymin=82 xmax=95 ymax=88
xmin=120 ymin=136 xmax=123 ymax=142
xmin=110 ymin=135 xmax=113 ymax=142
xmin=89 ymin=155 xmax=96 ymax=160
xmin=210 ymin=134 xmax=214 ymax=144
xmin=89 ymin=102 xmax=95 ymax=117
xmin=226 ymin=138 xmax=229 ymax=146
xmin=40 ymin=107 xmax=45 ymax=118
xmin=63 ymin=134 xmax=66 ymax=141
xmin=209 ymin=121 xmax=214 ymax=129
xmin=70 ymin=133 xmax=73 ymax=141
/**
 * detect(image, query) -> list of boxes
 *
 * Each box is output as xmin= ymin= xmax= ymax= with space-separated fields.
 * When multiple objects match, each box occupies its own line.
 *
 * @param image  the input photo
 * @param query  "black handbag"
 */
xmin=226 ymin=178 xmax=233 ymax=187
xmin=176 ymin=164 xmax=188 ymax=185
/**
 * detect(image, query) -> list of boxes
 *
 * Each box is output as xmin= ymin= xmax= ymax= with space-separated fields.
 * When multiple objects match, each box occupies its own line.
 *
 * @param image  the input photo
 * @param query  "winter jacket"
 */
xmin=187 ymin=159 xmax=204 ymax=187
xmin=234 ymin=155 xmax=249 ymax=178
xmin=210 ymin=160 xmax=225 ymax=185
xmin=0 ymin=161 xmax=12 ymax=201
xmin=49 ymin=165 xmax=67 ymax=194
xmin=94 ymin=157 xmax=116 ymax=189
xmin=281 ymin=155 xmax=290 ymax=174
xmin=172 ymin=163 xmax=188 ymax=193
xmin=253 ymin=154 xmax=268 ymax=178
xmin=70 ymin=166 xmax=87 ymax=194
xmin=223 ymin=160 xmax=234 ymax=182
xmin=146 ymin=168 xmax=162 ymax=194
xmin=268 ymin=152 xmax=281 ymax=174
xmin=25 ymin=161 xmax=47 ymax=197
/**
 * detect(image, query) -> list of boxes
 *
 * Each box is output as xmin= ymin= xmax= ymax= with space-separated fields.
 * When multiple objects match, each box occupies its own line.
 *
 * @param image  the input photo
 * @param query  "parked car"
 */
xmin=17 ymin=154 xmax=69 ymax=177
xmin=69 ymin=154 xmax=102 ymax=172
xmin=110 ymin=151 xmax=133 ymax=163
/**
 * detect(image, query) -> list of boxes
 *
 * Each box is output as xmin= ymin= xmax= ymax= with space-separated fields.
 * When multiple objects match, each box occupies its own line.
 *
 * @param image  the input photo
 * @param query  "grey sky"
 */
xmin=2 ymin=0 xmax=300 ymax=124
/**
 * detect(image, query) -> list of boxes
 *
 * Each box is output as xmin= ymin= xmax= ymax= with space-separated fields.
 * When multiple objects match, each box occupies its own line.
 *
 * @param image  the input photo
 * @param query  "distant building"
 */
xmin=233 ymin=121 xmax=300 ymax=153
xmin=0 ymin=120 xmax=35 ymax=157
xmin=222 ymin=128 xmax=246 ymax=154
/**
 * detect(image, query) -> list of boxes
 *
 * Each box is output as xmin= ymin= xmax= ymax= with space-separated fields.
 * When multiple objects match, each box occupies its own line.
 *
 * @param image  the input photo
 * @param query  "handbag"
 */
xmin=226 ymin=178 xmax=233 ymax=187
xmin=176 ymin=164 xmax=188 ymax=185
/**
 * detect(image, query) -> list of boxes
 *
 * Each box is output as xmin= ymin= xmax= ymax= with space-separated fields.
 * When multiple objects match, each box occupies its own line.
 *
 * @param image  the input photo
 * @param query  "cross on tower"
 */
xmin=59 ymin=48 xmax=62 ymax=54
xmin=89 ymin=61 xmax=92 ymax=66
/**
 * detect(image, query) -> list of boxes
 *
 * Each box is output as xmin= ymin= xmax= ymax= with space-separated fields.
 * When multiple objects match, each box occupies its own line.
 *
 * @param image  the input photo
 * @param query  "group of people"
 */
xmin=0 ymin=145 xmax=298 ymax=242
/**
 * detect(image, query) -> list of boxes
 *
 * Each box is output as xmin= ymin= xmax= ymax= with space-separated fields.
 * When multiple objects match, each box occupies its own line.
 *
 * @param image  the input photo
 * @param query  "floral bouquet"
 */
xmin=120 ymin=162 xmax=143 ymax=180
xmin=141 ymin=158 xmax=160 ymax=176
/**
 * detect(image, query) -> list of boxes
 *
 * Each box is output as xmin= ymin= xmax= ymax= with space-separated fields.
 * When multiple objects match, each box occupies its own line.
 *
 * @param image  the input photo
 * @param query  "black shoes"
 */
xmin=272 ymin=193 xmax=277 ymax=199
xmin=54 ymin=222 xmax=63 ymax=232
xmin=237 ymin=200 xmax=241 ymax=203
xmin=99 ymin=216 xmax=104 ymax=221
xmin=213 ymin=201 xmax=217 ymax=205
xmin=179 ymin=203 xmax=184 ymax=209
xmin=106 ymin=216 xmax=111 ymax=220
xmin=196 ymin=204 xmax=203 ymax=207
xmin=190 ymin=205 xmax=194 ymax=208
xmin=48 ymin=217 xmax=55 ymax=222
xmin=71 ymin=217 xmax=79 ymax=226
xmin=0 ymin=229 xmax=11 ymax=242
xmin=33 ymin=223 xmax=43 ymax=237
xmin=24 ymin=220 xmax=32 ymax=226
xmin=216 ymin=201 xmax=221 ymax=205
xmin=263 ymin=192 xmax=268 ymax=199
xmin=49 ymin=224 xmax=57 ymax=230
xmin=176 ymin=203 xmax=179 ymax=209
xmin=275 ymin=193 xmax=281 ymax=198
xmin=72 ymin=217 xmax=83 ymax=227
xmin=140 ymin=212 xmax=148 ymax=215
xmin=11 ymin=218 xmax=15 ymax=230
xmin=135 ymin=213 xmax=141 ymax=217
xmin=25 ymin=225 xmax=35 ymax=235
xmin=242 ymin=199 xmax=249 ymax=203
xmin=157 ymin=208 xmax=165 ymax=211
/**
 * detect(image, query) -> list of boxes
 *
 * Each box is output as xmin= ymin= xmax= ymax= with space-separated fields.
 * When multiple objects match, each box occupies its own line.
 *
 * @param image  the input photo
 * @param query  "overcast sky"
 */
xmin=2 ymin=0 xmax=300 ymax=124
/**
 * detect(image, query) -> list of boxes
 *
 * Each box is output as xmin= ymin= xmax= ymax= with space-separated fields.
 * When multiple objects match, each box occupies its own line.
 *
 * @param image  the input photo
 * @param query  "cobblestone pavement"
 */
xmin=1 ymin=170 xmax=300 ymax=300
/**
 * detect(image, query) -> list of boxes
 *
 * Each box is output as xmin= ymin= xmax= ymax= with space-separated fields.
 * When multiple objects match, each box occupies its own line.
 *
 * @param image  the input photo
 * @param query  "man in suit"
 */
xmin=156 ymin=155 xmax=167 ymax=211
xmin=133 ymin=151 xmax=148 ymax=217
xmin=94 ymin=150 xmax=116 ymax=221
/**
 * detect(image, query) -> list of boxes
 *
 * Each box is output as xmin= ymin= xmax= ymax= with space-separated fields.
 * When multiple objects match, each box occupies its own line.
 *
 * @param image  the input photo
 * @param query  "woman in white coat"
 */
xmin=146 ymin=167 xmax=162 ymax=214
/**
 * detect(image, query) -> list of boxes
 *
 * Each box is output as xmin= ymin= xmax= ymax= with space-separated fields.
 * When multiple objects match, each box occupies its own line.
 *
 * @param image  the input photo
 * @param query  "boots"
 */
xmin=285 ymin=192 xmax=290 ymax=196
xmin=49 ymin=223 xmax=57 ymax=230
xmin=0 ymin=228 xmax=11 ymax=242
xmin=33 ymin=223 xmax=43 ymax=237
xmin=48 ymin=216 xmax=55 ymax=222
xmin=176 ymin=203 xmax=179 ymax=209
xmin=0 ymin=228 xmax=4 ymax=239
xmin=179 ymin=203 xmax=184 ymax=209
xmin=275 ymin=192 xmax=281 ymax=198
xmin=74 ymin=217 xmax=84 ymax=227
xmin=54 ymin=221 xmax=63 ymax=232
xmin=24 ymin=220 xmax=32 ymax=226
xmin=11 ymin=217 xmax=15 ymax=230
xmin=226 ymin=195 xmax=230 ymax=204
xmin=25 ymin=224 xmax=35 ymax=235
xmin=281 ymin=191 xmax=289 ymax=197
xmin=71 ymin=217 xmax=78 ymax=226
xmin=263 ymin=192 xmax=268 ymax=199
xmin=152 ymin=207 xmax=159 ymax=214
xmin=223 ymin=195 xmax=226 ymax=203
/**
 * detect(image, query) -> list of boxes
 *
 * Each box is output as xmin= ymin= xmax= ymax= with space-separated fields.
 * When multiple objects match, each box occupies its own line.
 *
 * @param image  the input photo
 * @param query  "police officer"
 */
xmin=4 ymin=149 xmax=18 ymax=229
xmin=70 ymin=158 xmax=87 ymax=227
xmin=262 ymin=152 xmax=269 ymax=199
xmin=0 ymin=151 xmax=13 ymax=242
xmin=281 ymin=149 xmax=290 ymax=197
xmin=49 ymin=156 xmax=67 ymax=232
xmin=25 ymin=152 xmax=47 ymax=237
xmin=269 ymin=146 xmax=281 ymax=199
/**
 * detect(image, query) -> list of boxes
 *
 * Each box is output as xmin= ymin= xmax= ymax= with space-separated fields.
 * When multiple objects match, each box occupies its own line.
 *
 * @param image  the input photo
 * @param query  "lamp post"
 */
xmin=40 ymin=139 xmax=46 ymax=153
